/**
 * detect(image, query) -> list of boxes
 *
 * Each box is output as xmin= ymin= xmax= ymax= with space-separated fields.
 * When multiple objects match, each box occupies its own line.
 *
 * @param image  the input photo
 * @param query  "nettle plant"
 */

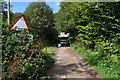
xmin=2 ymin=26 xmax=50 ymax=79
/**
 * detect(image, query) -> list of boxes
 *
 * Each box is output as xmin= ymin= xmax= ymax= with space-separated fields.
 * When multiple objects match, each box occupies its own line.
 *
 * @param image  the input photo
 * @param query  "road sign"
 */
xmin=9 ymin=14 xmax=30 ymax=32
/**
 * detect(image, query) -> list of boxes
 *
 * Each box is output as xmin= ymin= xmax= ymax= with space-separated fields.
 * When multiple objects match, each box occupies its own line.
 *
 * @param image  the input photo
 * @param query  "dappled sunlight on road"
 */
xmin=47 ymin=47 xmax=102 ymax=80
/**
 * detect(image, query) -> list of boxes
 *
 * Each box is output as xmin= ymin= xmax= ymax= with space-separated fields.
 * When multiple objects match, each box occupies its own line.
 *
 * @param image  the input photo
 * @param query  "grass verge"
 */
xmin=41 ymin=46 xmax=56 ymax=79
xmin=71 ymin=42 xmax=119 ymax=79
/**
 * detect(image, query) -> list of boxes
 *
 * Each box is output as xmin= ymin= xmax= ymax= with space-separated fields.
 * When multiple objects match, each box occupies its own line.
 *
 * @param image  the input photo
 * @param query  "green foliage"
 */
xmin=11 ymin=13 xmax=22 ymax=24
xmin=1 ymin=0 xmax=14 ymax=24
xmin=24 ymin=2 xmax=58 ymax=43
xmin=2 ymin=1 xmax=120 ymax=79
xmin=54 ymin=12 xmax=64 ymax=32
xmin=2 ymin=23 xmax=54 ymax=80
xmin=72 ymin=42 xmax=119 ymax=78
xmin=0 ymin=0 xmax=7 ymax=23
xmin=57 ymin=2 xmax=120 ymax=46
xmin=2 ymin=2 xmax=58 ymax=79
xmin=55 ymin=2 xmax=79 ymax=37
xmin=58 ymin=2 xmax=120 ymax=78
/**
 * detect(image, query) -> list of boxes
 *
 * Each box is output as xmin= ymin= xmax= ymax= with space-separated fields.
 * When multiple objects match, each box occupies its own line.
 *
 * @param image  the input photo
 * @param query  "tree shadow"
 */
xmin=47 ymin=59 xmax=102 ymax=80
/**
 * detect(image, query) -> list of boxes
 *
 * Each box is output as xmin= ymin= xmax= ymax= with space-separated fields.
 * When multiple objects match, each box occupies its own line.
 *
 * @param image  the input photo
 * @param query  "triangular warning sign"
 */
xmin=9 ymin=14 xmax=30 ymax=32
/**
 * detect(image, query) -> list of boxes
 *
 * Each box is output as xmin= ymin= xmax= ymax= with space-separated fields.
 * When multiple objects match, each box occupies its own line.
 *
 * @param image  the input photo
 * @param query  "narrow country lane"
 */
xmin=47 ymin=47 xmax=102 ymax=80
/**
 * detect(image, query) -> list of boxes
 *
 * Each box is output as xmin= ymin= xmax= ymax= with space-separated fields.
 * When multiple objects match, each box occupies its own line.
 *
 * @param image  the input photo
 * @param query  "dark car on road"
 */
xmin=58 ymin=32 xmax=70 ymax=47
xmin=58 ymin=37 xmax=70 ymax=47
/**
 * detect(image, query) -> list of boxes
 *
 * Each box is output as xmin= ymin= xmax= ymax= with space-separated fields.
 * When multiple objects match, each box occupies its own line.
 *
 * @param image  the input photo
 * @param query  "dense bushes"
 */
xmin=2 ymin=2 xmax=57 ymax=79
xmin=24 ymin=2 xmax=58 ymax=44
xmin=56 ymin=2 xmax=120 ymax=78
xmin=2 ymin=23 xmax=54 ymax=80
xmin=72 ymin=42 xmax=119 ymax=78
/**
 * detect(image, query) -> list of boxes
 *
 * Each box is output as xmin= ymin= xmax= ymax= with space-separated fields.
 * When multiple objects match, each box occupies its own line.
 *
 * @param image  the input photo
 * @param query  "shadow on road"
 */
xmin=46 ymin=47 xmax=102 ymax=80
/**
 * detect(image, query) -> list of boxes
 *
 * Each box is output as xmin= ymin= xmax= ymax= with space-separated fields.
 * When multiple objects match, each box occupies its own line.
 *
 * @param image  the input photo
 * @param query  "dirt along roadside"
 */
xmin=47 ymin=47 xmax=102 ymax=80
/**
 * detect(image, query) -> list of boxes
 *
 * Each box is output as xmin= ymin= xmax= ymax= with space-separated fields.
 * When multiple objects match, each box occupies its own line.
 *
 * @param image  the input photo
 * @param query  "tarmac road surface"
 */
xmin=47 ymin=47 xmax=102 ymax=80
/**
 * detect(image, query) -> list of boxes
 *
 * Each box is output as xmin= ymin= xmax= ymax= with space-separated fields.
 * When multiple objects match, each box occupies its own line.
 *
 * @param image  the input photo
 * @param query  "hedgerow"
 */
xmin=71 ymin=42 xmax=119 ymax=78
xmin=2 ymin=23 xmax=53 ymax=80
xmin=57 ymin=2 xmax=120 ymax=79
